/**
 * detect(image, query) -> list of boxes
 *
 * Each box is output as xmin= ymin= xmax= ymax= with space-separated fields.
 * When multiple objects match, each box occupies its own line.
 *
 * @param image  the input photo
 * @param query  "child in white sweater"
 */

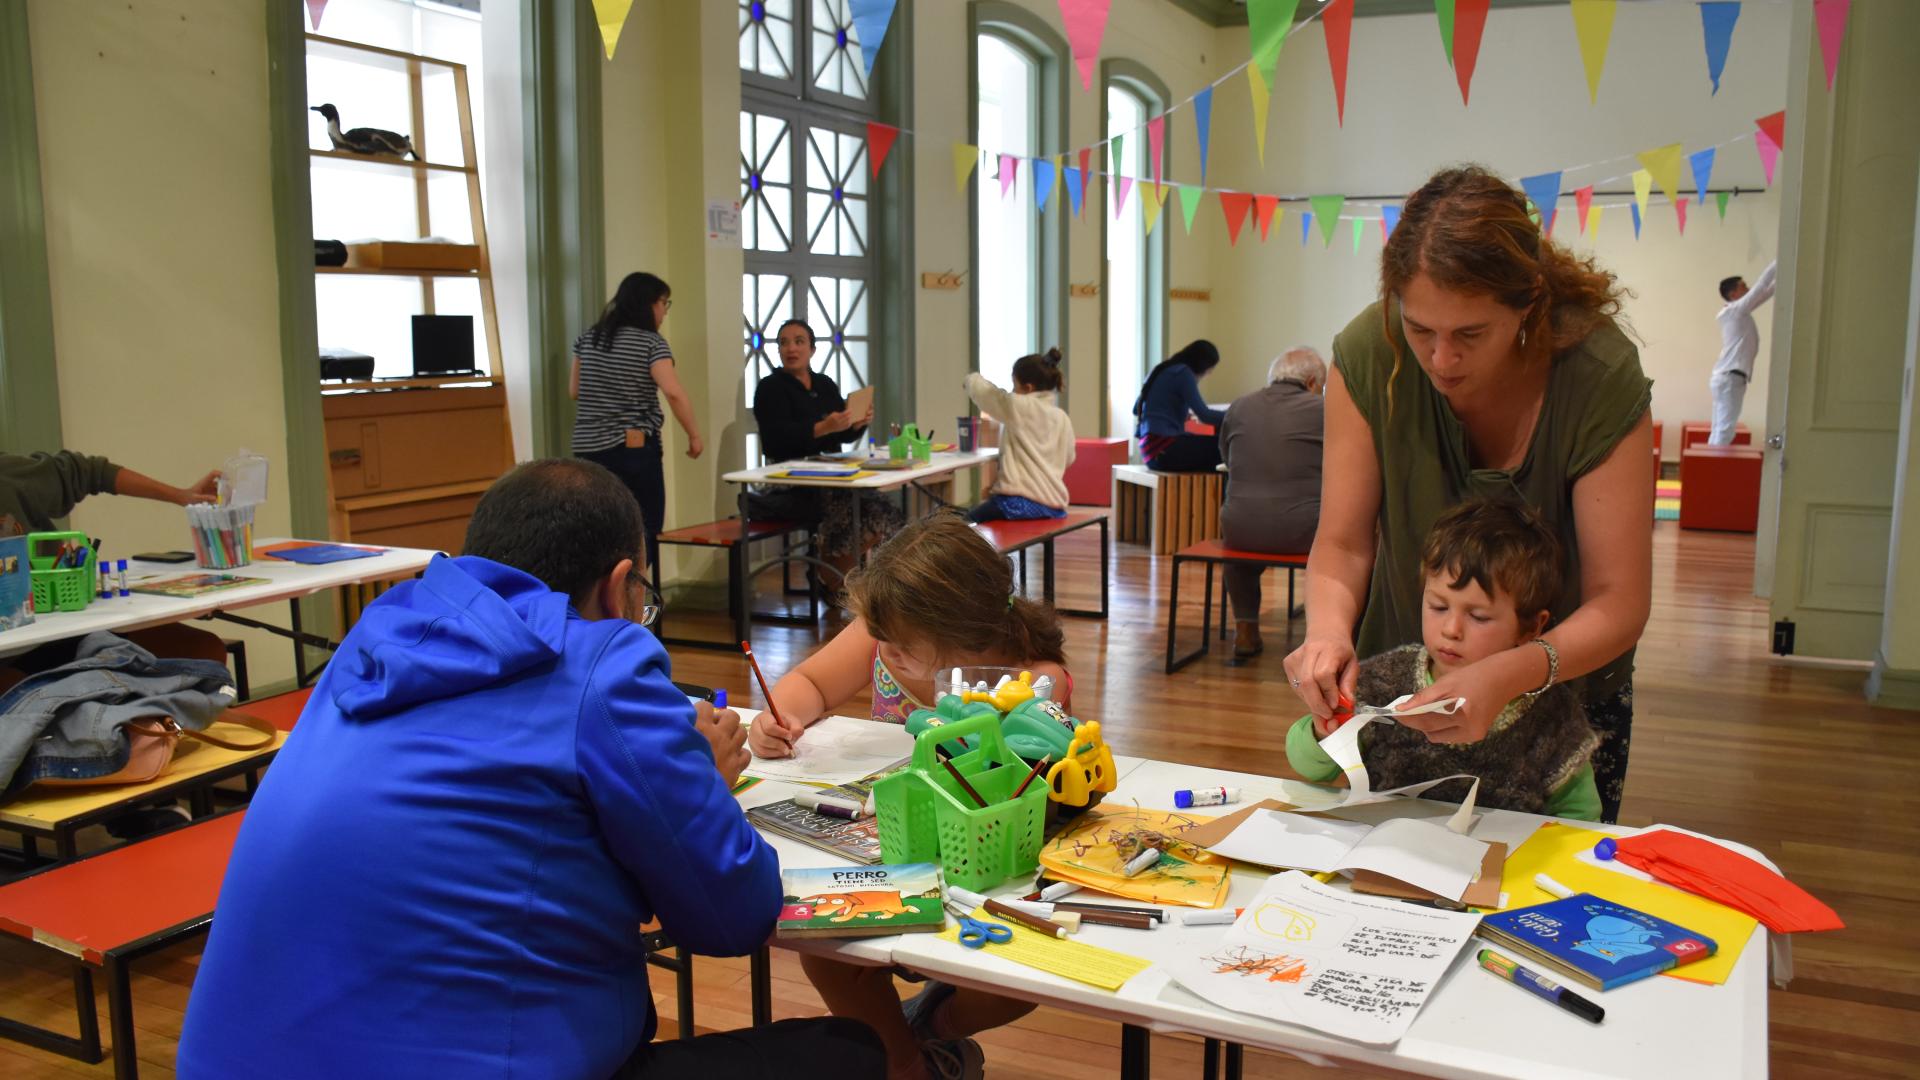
xmin=964 ymin=349 xmax=1077 ymax=522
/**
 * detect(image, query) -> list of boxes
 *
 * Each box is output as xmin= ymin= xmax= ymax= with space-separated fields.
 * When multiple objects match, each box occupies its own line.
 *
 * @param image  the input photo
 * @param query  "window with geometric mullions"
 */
xmin=809 ymin=276 xmax=869 ymax=395
xmin=806 ymin=126 xmax=868 ymax=257
xmin=740 ymin=112 xmax=793 ymax=254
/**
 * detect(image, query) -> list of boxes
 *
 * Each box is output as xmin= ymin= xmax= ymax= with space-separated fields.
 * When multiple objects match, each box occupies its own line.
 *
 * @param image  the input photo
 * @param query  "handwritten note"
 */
xmin=744 ymin=715 xmax=912 ymax=787
xmin=1161 ymin=871 xmax=1479 ymax=1045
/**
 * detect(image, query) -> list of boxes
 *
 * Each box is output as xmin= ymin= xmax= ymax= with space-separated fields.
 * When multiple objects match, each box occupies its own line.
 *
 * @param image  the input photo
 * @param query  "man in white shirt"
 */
xmin=1709 ymin=261 xmax=1778 ymax=445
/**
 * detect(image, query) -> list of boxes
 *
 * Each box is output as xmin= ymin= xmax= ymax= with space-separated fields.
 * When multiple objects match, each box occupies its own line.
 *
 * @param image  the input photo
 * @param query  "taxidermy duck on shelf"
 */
xmin=311 ymin=103 xmax=417 ymax=159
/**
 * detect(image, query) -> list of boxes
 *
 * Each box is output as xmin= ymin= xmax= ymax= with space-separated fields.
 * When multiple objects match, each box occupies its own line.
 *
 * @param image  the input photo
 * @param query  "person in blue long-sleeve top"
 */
xmin=178 ymin=459 xmax=883 ymax=1080
xmin=1132 ymin=339 xmax=1229 ymax=472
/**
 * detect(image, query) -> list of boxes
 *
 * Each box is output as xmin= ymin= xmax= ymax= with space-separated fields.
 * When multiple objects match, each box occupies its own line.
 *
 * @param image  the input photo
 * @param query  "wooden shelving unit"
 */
xmin=316 ymin=266 xmax=480 ymax=278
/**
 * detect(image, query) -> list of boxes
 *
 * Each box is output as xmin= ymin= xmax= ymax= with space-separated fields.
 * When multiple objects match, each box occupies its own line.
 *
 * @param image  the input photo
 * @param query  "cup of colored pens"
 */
xmin=187 ymin=503 xmax=254 ymax=569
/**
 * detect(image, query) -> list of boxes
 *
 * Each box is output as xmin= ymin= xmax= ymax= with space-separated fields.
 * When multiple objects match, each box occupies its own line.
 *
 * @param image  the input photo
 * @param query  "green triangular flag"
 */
xmin=1716 ymin=190 xmax=1730 ymax=221
xmin=1310 ymin=194 xmax=1345 ymax=246
xmin=1435 ymin=0 xmax=1456 ymax=67
xmin=1110 ymin=134 xmax=1124 ymax=181
xmin=1352 ymin=216 xmax=1366 ymax=252
xmin=1178 ymin=185 xmax=1204 ymax=233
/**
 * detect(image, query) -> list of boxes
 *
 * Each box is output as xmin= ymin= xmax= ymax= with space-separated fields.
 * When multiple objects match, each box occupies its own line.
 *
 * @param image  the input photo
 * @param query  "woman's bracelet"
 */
xmin=1525 ymin=638 xmax=1559 ymax=699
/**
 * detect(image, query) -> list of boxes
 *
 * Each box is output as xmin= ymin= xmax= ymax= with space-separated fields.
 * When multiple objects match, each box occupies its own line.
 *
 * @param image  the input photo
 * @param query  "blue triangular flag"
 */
xmin=1382 ymin=204 xmax=1401 ymax=237
xmin=1520 ymin=171 xmax=1563 ymax=231
xmin=1193 ymin=86 xmax=1214 ymax=188
xmin=1630 ymin=201 xmax=1642 ymax=238
xmin=1064 ymin=164 xmax=1085 ymax=216
xmin=1032 ymin=158 xmax=1056 ymax=210
xmin=1688 ymin=147 xmax=1716 ymax=205
xmin=1300 ymin=210 xmax=1312 ymax=247
xmin=848 ymin=0 xmax=898 ymax=76
xmin=1699 ymin=2 xmax=1740 ymax=95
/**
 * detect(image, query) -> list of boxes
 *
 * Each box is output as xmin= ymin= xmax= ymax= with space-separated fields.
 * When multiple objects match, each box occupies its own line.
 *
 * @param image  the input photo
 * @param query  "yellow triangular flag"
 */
xmin=1247 ymin=65 xmax=1272 ymax=164
xmin=1569 ymin=0 xmax=1616 ymax=104
xmin=1636 ymin=143 xmax=1684 ymax=207
xmin=1273 ymin=206 xmax=1286 ymax=239
xmin=1143 ymin=184 xmax=1165 ymax=234
xmin=591 ymin=0 xmax=634 ymax=60
xmin=1587 ymin=204 xmax=1603 ymax=238
xmin=953 ymin=144 xmax=979 ymax=193
xmin=1630 ymin=169 xmax=1653 ymax=220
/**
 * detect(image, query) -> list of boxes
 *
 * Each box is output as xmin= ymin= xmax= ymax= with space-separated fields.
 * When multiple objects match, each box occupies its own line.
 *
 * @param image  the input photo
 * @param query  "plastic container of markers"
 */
xmin=873 ymin=713 xmax=1048 ymax=892
xmin=26 ymin=531 xmax=96 ymax=612
xmin=186 ymin=503 xmax=255 ymax=570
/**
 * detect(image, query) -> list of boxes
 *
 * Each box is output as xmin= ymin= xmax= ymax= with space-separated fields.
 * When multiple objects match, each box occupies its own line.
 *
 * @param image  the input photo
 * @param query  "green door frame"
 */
xmin=0 ymin=4 xmax=63 ymax=455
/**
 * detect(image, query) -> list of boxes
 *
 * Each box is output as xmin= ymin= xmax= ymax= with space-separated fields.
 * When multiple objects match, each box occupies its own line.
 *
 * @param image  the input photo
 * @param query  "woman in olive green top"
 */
xmin=1283 ymin=166 xmax=1654 ymax=822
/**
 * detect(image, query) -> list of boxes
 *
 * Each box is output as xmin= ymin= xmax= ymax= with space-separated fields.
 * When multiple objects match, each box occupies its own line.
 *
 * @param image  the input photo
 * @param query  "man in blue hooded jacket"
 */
xmin=178 ymin=459 xmax=881 ymax=1078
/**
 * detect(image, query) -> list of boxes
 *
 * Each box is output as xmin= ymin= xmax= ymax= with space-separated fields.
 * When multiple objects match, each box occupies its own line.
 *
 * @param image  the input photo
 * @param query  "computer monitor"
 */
xmin=411 ymin=314 xmax=478 ymax=377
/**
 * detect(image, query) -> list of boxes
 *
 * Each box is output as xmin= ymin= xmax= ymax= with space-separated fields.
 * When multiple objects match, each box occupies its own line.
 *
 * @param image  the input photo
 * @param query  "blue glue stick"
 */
xmin=1593 ymin=838 xmax=1617 ymax=861
xmin=116 ymin=559 xmax=129 ymax=598
xmin=1174 ymin=786 xmax=1240 ymax=809
xmin=713 ymin=688 xmax=728 ymax=709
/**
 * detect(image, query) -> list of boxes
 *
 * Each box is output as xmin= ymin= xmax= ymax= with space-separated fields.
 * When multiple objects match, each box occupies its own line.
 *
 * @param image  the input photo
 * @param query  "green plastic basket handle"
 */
xmin=909 ymin=711 xmax=1017 ymax=773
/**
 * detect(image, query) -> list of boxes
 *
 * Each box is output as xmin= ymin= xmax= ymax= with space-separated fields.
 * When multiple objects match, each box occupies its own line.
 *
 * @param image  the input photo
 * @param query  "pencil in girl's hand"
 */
xmin=740 ymin=640 xmax=793 ymax=753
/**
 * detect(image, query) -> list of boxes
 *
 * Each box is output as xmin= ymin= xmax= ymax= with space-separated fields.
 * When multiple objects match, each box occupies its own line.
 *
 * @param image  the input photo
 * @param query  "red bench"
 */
xmin=972 ymin=511 xmax=1109 ymax=619
xmin=1680 ymin=446 xmax=1764 ymax=532
xmin=654 ymin=517 xmax=816 ymax=649
xmin=1165 ymin=541 xmax=1309 ymax=673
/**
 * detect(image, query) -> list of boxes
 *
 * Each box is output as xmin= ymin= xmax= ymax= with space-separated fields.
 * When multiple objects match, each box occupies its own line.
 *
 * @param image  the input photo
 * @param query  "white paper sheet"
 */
xmin=1308 ymin=704 xmax=1481 ymax=834
xmin=743 ymin=715 xmax=913 ymax=787
xmin=1161 ymin=871 xmax=1481 ymax=1045
xmin=1204 ymin=812 xmax=1490 ymax=900
xmin=1205 ymin=811 xmax=1375 ymax=872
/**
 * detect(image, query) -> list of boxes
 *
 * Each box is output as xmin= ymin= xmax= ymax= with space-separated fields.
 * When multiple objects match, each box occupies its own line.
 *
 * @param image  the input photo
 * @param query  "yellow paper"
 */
xmin=1247 ymin=65 xmax=1271 ymax=164
xmin=765 ymin=470 xmax=877 ymax=482
xmin=591 ymin=0 xmax=633 ymax=60
xmin=1636 ymin=144 xmax=1684 ymax=208
xmin=941 ymin=907 xmax=1151 ymax=991
xmin=1497 ymin=822 xmax=1757 ymax=986
xmin=1569 ymin=0 xmax=1617 ymax=104
xmin=1037 ymin=806 xmax=1231 ymax=908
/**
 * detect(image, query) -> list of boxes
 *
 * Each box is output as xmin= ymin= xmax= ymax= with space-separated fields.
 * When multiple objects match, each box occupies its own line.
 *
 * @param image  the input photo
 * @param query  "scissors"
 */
xmin=1330 ymin=694 xmax=1466 ymax=731
xmin=946 ymin=902 xmax=1012 ymax=949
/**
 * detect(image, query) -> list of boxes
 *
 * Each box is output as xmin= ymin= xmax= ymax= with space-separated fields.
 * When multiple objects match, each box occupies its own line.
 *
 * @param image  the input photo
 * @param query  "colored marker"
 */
xmin=1181 ymin=908 xmax=1245 ymax=927
xmin=794 ymin=792 xmax=865 ymax=820
xmin=1122 ymin=847 xmax=1163 ymax=878
xmin=1174 ymin=786 xmax=1240 ymax=809
xmin=1534 ymin=874 xmax=1574 ymax=899
xmin=1477 ymin=948 xmax=1605 ymax=1024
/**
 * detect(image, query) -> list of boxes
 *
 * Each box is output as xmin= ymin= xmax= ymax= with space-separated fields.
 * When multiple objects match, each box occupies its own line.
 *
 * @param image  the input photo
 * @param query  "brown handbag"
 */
xmin=34 ymin=712 xmax=279 ymax=788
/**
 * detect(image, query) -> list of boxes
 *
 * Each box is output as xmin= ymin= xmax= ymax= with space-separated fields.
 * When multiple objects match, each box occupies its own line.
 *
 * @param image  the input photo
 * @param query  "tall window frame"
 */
xmin=969 ymin=3 xmax=1068 ymax=402
xmin=1100 ymin=59 xmax=1170 ymax=439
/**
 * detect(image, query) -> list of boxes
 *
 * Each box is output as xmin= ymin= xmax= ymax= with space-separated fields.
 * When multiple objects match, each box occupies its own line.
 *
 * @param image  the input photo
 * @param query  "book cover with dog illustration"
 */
xmin=776 ymin=863 xmax=946 ymax=939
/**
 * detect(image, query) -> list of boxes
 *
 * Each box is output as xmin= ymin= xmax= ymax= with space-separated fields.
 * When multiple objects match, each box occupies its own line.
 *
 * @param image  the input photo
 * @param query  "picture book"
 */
xmin=129 ymin=573 xmax=269 ymax=598
xmin=1477 ymin=893 xmax=1718 ymax=991
xmin=746 ymin=797 xmax=883 ymax=863
xmin=777 ymin=863 xmax=945 ymax=938
xmin=0 ymin=534 xmax=31 ymax=631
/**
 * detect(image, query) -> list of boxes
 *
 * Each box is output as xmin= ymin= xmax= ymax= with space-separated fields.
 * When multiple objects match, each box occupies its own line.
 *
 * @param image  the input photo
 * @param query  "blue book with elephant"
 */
xmin=1478 ymin=894 xmax=1718 ymax=990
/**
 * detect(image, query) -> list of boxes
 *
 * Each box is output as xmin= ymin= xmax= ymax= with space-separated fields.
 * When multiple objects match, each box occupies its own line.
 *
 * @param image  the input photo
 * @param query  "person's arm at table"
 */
xmin=1399 ymin=412 xmax=1654 ymax=743
xmin=1283 ymin=366 xmax=1381 ymax=719
xmin=1176 ymin=368 xmax=1226 ymax=427
xmin=749 ymin=616 xmax=880 ymax=757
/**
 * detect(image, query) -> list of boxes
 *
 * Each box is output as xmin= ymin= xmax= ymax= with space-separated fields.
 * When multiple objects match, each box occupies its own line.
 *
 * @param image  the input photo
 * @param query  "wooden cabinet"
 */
xmin=323 ymin=383 xmax=512 ymax=552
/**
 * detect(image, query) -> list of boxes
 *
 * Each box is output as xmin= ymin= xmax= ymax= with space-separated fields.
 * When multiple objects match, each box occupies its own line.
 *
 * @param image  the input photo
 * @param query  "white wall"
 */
xmin=481 ymin=0 xmax=533 ymax=461
xmin=1203 ymin=2 xmax=1789 ymax=459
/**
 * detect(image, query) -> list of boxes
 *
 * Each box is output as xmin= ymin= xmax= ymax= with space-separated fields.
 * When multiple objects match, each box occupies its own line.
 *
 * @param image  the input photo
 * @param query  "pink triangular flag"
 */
xmin=1220 ymin=192 xmax=1253 ymax=246
xmin=1575 ymin=186 xmax=1594 ymax=236
xmin=1675 ymin=199 xmax=1689 ymax=234
xmin=865 ymin=122 xmax=898 ymax=179
xmin=999 ymin=155 xmax=1018 ymax=199
xmin=306 ymin=0 xmax=328 ymax=28
xmin=1755 ymin=131 xmax=1781 ymax=186
xmin=1756 ymin=110 xmax=1786 ymax=152
xmin=1058 ymin=0 xmax=1113 ymax=91
xmin=1113 ymin=174 xmax=1133 ymax=218
xmin=1146 ymin=115 xmax=1166 ymax=193
xmin=1813 ymin=0 xmax=1850 ymax=92
xmin=1253 ymin=195 xmax=1280 ymax=241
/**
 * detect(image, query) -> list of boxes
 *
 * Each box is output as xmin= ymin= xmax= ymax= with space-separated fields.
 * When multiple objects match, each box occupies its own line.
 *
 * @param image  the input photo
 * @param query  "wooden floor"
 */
xmin=4 ymin=518 xmax=1917 ymax=1078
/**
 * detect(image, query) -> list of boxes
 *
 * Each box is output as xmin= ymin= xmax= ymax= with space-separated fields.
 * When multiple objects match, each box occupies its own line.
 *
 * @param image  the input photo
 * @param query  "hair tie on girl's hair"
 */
xmin=1007 ymin=594 xmax=1016 ymax=610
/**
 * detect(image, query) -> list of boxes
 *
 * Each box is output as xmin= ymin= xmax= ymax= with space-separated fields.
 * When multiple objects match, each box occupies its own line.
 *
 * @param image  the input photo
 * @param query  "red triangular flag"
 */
xmin=1077 ymin=147 xmax=1092 ymax=206
xmin=1675 ymin=199 xmax=1688 ymax=235
xmin=1322 ymin=0 xmax=1355 ymax=125
xmin=1452 ymin=0 xmax=1492 ymax=106
xmin=1253 ymin=195 xmax=1280 ymax=241
xmin=306 ymin=0 xmax=328 ymax=28
xmin=1219 ymin=192 xmax=1253 ymax=246
xmin=1575 ymin=186 xmax=1594 ymax=235
xmin=866 ymin=122 xmax=899 ymax=179
xmin=1756 ymin=110 xmax=1786 ymax=152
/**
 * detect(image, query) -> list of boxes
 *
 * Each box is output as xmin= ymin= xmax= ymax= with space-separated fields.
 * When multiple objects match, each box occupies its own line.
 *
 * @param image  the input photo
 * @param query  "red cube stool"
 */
xmin=1679 ymin=446 xmax=1763 ymax=532
xmin=1065 ymin=437 xmax=1129 ymax=506
xmin=1681 ymin=421 xmax=1751 ymax=452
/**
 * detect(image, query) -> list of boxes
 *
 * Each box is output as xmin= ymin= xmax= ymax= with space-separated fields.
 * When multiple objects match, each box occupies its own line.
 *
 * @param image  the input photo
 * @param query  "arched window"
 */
xmin=1102 ymin=63 xmax=1169 ymax=438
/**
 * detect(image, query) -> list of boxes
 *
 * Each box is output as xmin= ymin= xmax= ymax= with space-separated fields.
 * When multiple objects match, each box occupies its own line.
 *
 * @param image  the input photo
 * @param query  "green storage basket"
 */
xmin=874 ymin=713 xmax=1049 ymax=892
xmin=27 ymin=531 xmax=95 ymax=613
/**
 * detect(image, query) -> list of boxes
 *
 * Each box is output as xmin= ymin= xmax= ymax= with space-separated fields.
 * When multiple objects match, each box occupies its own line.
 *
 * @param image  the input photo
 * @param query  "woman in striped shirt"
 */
xmin=571 ymin=272 xmax=706 ymax=577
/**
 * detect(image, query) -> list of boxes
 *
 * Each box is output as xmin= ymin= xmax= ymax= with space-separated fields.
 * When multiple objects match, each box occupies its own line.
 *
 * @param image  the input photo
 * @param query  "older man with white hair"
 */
xmin=1217 ymin=346 xmax=1327 ymax=659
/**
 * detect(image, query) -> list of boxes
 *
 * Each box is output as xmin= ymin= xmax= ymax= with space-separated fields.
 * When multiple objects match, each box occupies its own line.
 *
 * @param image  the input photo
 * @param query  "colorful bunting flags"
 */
xmin=1352 ymin=216 xmax=1366 ymax=253
xmin=1755 ymin=131 xmax=1781 ymax=186
xmin=953 ymin=145 xmax=978 ymax=193
xmin=1629 ymin=201 xmax=1642 ymax=239
xmin=1193 ymin=87 xmax=1214 ymax=187
xmin=1323 ymin=0 xmax=1355 ymax=126
xmin=1058 ymin=0 xmax=1113 ymax=91
xmin=1636 ymin=143 xmax=1684 ymax=206
xmin=1143 ymin=183 xmax=1165 ymax=234
xmin=592 ymin=0 xmax=634 ymax=60
xmin=848 ymin=0 xmax=898 ymax=76
xmin=1631 ymin=169 xmax=1652 ymax=220
xmin=1300 ymin=211 xmax=1313 ymax=246
xmin=1064 ymin=162 xmax=1085 ymax=216
xmin=1813 ymin=0 xmax=1849 ymax=92
xmin=1032 ymin=157 xmax=1056 ymax=210
xmin=1588 ymin=204 xmax=1603 ymax=237
xmin=1520 ymin=171 xmax=1563 ymax=231
xmin=1114 ymin=175 xmax=1133 ymax=217
xmin=1755 ymin=110 xmax=1786 ymax=152
xmin=1220 ymin=192 xmax=1253 ymax=246
xmin=999 ymin=154 xmax=1018 ymax=199
xmin=1254 ymin=195 xmax=1280 ymax=241
xmin=1716 ymin=191 xmax=1730 ymax=221
xmin=1147 ymin=116 xmax=1166 ymax=194
xmin=1575 ymin=186 xmax=1593 ymax=235
xmin=1178 ymin=185 xmax=1204 ymax=234
xmin=1699 ymin=2 xmax=1740 ymax=95
xmin=1110 ymin=135 xmax=1125 ymax=185
xmin=1688 ymin=147 xmax=1716 ymax=205
xmin=1569 ymin=0 xmax=1616 ymax=104
xmin=1311 ymin=195 xmax=1345 ymax=246
xmin=1435 ymin=0 xmax=1456 ymax=67
xmin=1452 ymin=0 xmax=1491 ymax=106
xmin=866 ymin=122 xmax=899 ymax=179
xmin=1078 ymin=147 xmax=1092 ymax=204
xmin=305 ymin=0 xmax=328 ymax=30
xmin=1247 ymin=66 xmax=1272 ymax=164
xmin=1248 ymin=0 xmax=1303 ymax=86
xmin=1381 ymin=204 xmax=1401 ymax=240
xmin=1675 ymin=198 xmax=1689 ymax=235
